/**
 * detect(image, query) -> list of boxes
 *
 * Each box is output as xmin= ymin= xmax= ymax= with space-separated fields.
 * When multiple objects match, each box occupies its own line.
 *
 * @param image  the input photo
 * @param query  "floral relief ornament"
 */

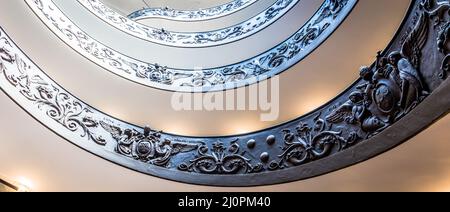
xmin=0 ymin=0 xmax=448 ymax=185
xmin=27 ymin=0 xmax=356 ymax=92
xmin=78 ymin=0 xmax=299 ymax=47
xmin=127 ymin=0 xmax=258 ymax=22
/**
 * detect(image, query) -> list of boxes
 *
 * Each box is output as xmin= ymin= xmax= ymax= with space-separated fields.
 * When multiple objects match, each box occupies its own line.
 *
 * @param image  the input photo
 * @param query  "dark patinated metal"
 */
xmin=0 ymin=0 xmax=449 ymax=186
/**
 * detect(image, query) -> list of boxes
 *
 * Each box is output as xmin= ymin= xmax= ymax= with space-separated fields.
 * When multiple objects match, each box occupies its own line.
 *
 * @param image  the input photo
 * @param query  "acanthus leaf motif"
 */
xmin=178 ymin=139 xmax=264 ymax=174
xmin=99 ymin=122 xmax=199 ymax=167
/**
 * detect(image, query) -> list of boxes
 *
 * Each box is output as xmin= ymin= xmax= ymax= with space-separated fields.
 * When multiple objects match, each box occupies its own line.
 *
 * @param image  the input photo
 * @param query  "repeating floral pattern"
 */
xmin=1 ymin=0 xmax=449 ymax=185
xmin=79 ymin=0 xmax=298 ymax=47
xmin=28 ymin=0 xmax=356 ymax=92
xmin=127 ymin=0 xmax=258 ymax=22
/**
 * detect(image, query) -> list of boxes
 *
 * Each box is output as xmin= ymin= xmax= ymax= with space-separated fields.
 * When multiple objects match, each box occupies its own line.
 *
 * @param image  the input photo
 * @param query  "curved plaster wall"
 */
xmin=127 ymin=0 xmax=258 ymax=22
xmin=53 ymin=0 xmax=320 ymax=68
xmin=0 ymin=0 xmax=410 ymax=136
xmin=0 ymin=91 xmax=447 ymax=191
xmin=0 ymin=0 xmax=450 ymax=190
xmin=35 ymin=0 xmax=355 ymax=92
xmin=134 ymin=0 xmax=277 ymax=32
xmin=102 ymin=0 xmax=235 ymax=15
xmin=0 ymin=0 xmax=449 ymax=186
xmin=0 ymin=0 xmax=411 ymax=136
xmin=75 ymin=0 xmax=297 ymax=48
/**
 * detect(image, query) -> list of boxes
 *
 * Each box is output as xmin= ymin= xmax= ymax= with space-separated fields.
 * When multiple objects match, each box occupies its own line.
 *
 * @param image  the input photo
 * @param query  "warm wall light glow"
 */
xmin=297 ymin=93 xmax=332 ymax=115
xmin=430 ymin=179 xmax=450 ymax=192
xmin=438 ymin=187 xmax=450 ymax=192
xmin=420 ymin=169 xmax=450 ymax=192
xmin=229 ymin=118 xmax=265 ymax=135
xmin=16 ymin=177 xmax=33 ymax=192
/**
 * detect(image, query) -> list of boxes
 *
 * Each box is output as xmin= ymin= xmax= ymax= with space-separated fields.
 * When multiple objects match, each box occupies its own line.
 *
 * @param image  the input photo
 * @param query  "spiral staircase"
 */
xmin=0 ymin=0 xmax=449 ymax=191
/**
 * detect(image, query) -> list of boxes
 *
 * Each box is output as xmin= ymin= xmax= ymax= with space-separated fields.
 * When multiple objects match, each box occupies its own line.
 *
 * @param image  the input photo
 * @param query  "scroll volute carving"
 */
xmin=77 ymin=0 xmax=450 ymax=173
xmin=1 ymin=0 xmax=450 ymax=186
xmin=438 ymin=23 xmax=449 ymax=75
xmin=0 ymin=47 xmax=14 ymax=64
xmin=271 ymin=115 xmax=356 ymax=170
xmin=99 ymin=122 xmax=199 ymax=167
xmin=178 ymin=139 xmax=264 ymax=174
xmin=421 ymin=0 xmax=449 ymax=78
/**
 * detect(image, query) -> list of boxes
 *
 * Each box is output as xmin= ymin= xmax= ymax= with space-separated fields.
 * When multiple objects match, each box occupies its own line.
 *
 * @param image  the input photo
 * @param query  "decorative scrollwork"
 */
xmin=439 ymin=22 xmax=450 ymax=77
xmin=26 ymin=0 xmax=356 ymax=92
xmin=78 ymin=0 xmax=298 ymax=47
xmin=421 ymin=0 xmax=450 ymax=78
xmin=98 ymin=122 xmax=199 ymax=167
xmin=269 ymin=115 xmax=357 ymax=170
xmin=1 ymin=29 xmax=198 ymax=168
xmin=0 ymin=38 xmax=106 ymax=146
xmin=128 ymin=0 xmax=258 ymax=22
xmin=178 ymin=139 xmax=264 ymax=174
xmin=326 ymin=9 xmax=430 ymax=138
xmin=1 ymin=0 xmax=449 ymax=186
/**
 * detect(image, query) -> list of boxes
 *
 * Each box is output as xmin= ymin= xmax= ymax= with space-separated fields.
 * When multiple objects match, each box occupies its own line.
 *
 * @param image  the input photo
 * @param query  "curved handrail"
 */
xmin=78 ymin=0 xmax=299 ymax=48
xmin=128 ymin=0 xmax=259 ymax=22
xmin=26 ymin=0 xmax=356 ymax=92
xmin=2 ymin=0 xmax=449 ymax=186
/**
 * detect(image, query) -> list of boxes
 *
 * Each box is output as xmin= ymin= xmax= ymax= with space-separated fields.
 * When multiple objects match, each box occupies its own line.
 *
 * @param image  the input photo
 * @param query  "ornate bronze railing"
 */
xmin=77 ymin=0 xmax=298 ymax=47
xmin=0 ymin=0 xmax=448 ymax=186
xmin=128 ymin=0 xmax=259 ymax=22
xmin=26 ymin=0 xmax=356 ymax=92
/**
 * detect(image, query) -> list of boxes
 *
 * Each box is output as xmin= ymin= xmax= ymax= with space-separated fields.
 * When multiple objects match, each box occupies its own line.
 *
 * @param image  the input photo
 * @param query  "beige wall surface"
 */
xmin=0 ymin=0 xmax=412 ymax=136
xmin=0 ymin=91 xmax=448 ymax=191
xmin=2 ymin=0 xmax=449 ymax=192
xmin=102 ymin=0 xmax=234 ymax=14
xmin=136 ymin=0 xmax=278 ymax=31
